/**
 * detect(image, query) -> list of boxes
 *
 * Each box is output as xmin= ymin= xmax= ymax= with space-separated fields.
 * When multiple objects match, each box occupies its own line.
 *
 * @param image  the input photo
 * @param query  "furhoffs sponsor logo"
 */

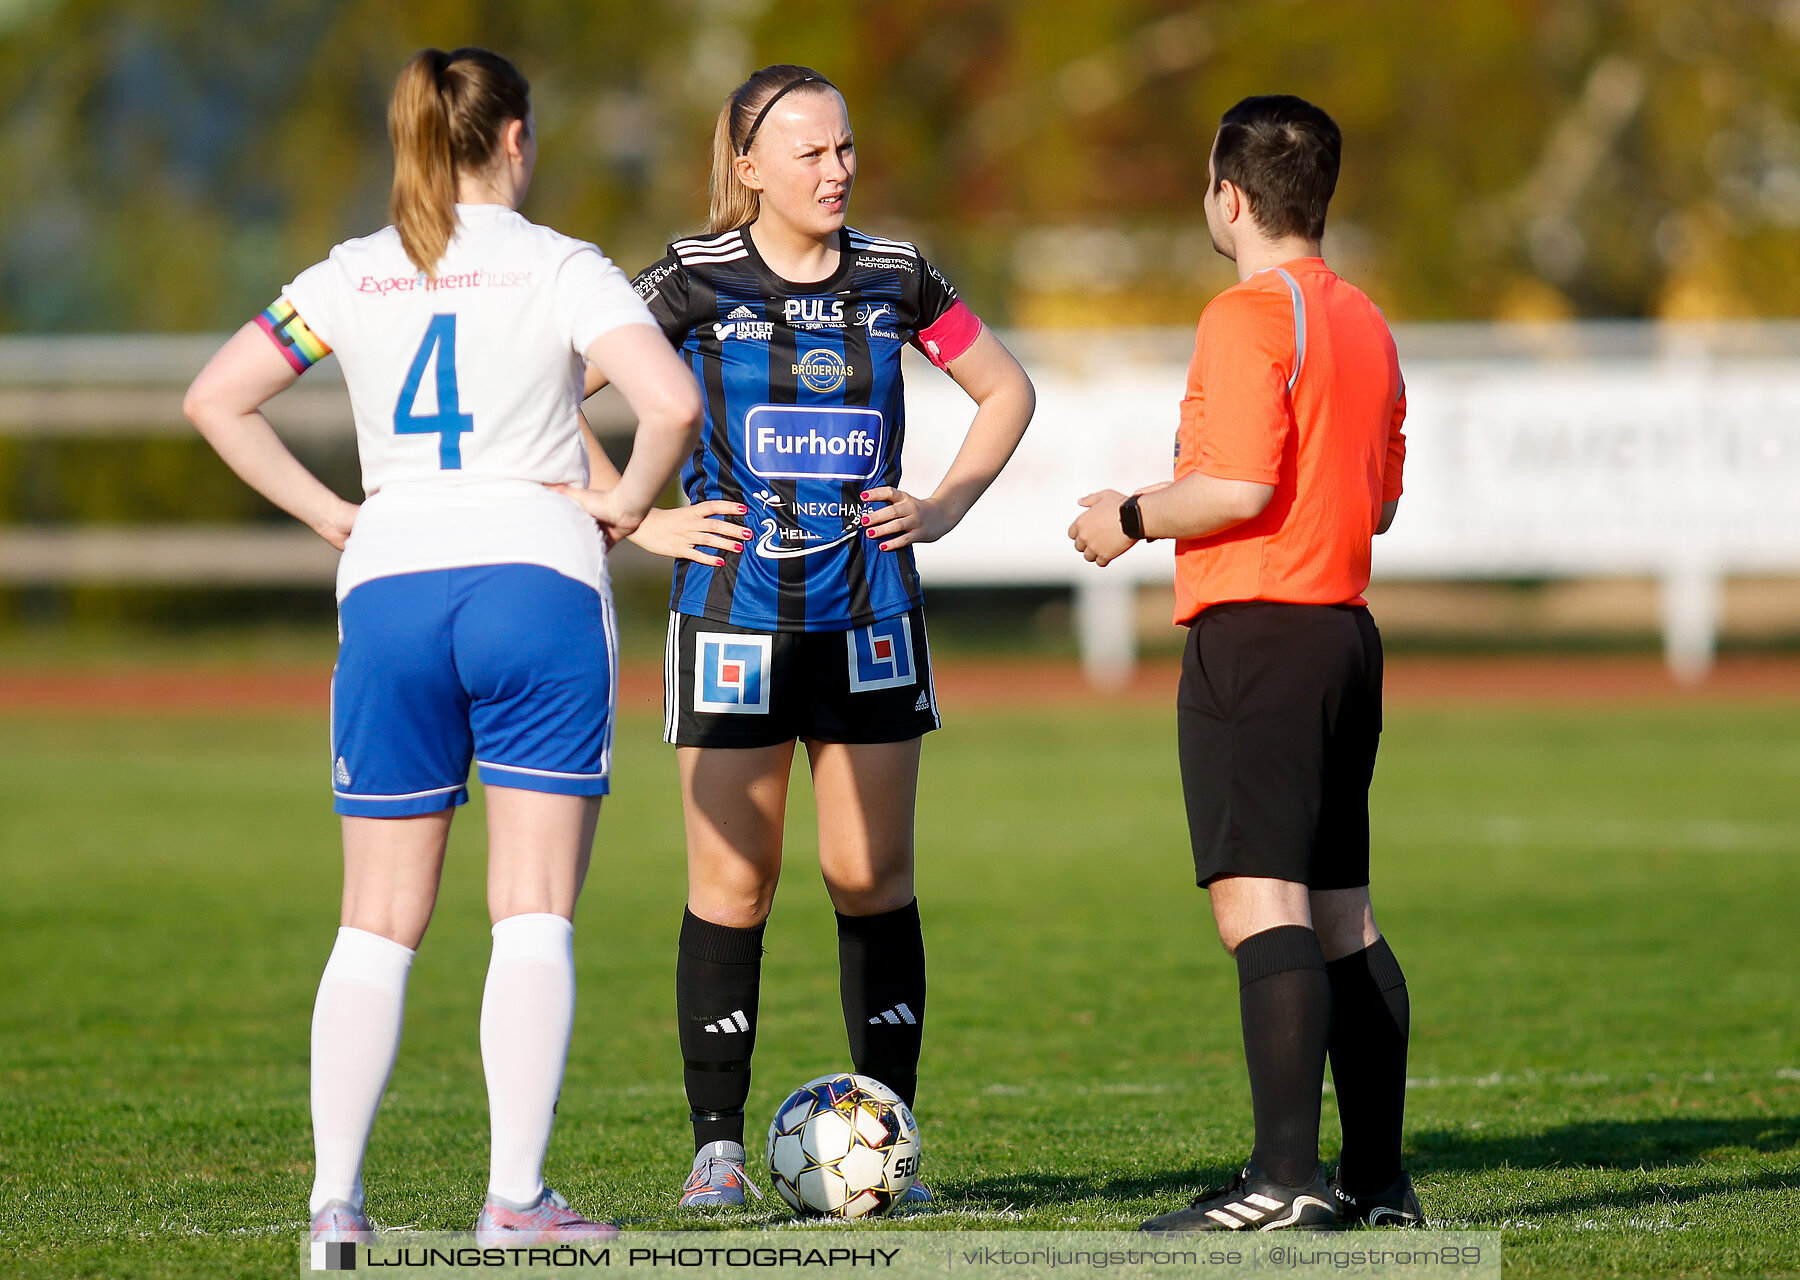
xmin=745 ymin=405 xmax=884 ymax=482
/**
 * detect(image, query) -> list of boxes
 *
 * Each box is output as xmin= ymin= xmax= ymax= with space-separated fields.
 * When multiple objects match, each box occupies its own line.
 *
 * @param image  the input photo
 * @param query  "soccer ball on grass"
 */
xmin=766 ymin=1073 xmax=920 ymax=1217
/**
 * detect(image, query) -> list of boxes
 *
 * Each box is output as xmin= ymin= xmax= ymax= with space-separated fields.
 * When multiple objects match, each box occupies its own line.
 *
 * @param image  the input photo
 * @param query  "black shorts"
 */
xmin=1178 ymin=601 xmax=1383 ymax=890
xmin=664 ymin=610 xmax=940 ymax=749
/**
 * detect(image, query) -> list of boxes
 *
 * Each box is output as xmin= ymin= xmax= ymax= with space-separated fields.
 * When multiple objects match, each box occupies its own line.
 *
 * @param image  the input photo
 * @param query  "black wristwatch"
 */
xmin=1119 ymin=494 xmax=1153 ymax=542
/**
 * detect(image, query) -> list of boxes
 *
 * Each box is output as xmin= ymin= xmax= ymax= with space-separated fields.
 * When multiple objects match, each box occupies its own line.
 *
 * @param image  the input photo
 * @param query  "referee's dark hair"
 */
xmin=1211 ymin=95 xmax=1341 ymax=241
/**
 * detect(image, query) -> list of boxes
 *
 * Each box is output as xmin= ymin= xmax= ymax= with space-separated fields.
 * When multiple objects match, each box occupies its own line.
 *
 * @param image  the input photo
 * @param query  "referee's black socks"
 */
xmin=676 ymin=909 xmax=765 ymax=1151
xmin=837 ymin=899 xmax=925 ymax=1109
xmin=1235 ymin=924 xmax=1332 ymax=1188
xmin=1326 ymin=937 xmax=1410 ymax=1196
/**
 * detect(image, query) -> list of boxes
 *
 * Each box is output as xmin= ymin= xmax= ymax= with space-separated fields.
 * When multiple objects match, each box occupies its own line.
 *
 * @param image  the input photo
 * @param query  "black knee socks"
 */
xmin=676 ymin=910 xmax=765 ymax=1151
xmin=1326 ymin=937 xmax=1410 ymax=1195
xmin=836 ymin=899 xmax=926 ymax=1108
xmin=1235 ymin=924 xmax=1332 ymax=1187
xmin=677 ymin=900 xmax=925 ymax=1149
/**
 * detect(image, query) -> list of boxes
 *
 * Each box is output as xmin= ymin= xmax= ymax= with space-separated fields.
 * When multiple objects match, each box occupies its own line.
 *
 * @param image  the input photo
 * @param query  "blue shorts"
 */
xmin=331 ymin=564 xmax=615 ymax=818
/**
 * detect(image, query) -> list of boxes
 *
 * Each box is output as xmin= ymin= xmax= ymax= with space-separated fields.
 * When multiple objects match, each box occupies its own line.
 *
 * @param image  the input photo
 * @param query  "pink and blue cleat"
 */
xmin=310 ymin=1200 xmax=373 ymax=1242
xmin=474 ymin=1187 xmax=618 ymax=1246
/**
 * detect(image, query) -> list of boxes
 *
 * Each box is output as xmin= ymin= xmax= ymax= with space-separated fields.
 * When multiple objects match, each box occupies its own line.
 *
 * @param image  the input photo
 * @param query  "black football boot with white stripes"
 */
xmin=1329 ymin=1170 xmax=1424 ymax=1227
xmin=1140 ymin=1160 xmax=1339 ymax=1232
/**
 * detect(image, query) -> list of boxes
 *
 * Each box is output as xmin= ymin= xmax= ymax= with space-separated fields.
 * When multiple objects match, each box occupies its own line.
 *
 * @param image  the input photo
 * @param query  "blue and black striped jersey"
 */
xmin=633 ymin=226 xmax=982 ymax=632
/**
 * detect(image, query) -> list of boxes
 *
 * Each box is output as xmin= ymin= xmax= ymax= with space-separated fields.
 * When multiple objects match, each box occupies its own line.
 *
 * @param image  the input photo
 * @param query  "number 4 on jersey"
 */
xmin=394 ymin=313 xmax=474 ymax=469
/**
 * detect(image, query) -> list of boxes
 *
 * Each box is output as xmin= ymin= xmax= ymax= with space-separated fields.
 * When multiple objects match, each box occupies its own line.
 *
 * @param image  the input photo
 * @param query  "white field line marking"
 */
xmin=1401 ymin=1066 xmax=1797 ymax=1090
xmin=984 ymin=1068 xmax=1797 ymax=1097
xmin=1386 ymin=814 xmax=1800 ymax=854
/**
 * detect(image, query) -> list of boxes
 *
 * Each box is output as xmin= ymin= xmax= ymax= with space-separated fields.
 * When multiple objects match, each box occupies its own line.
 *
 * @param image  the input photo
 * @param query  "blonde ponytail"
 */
xmin=707 ymin=64 xmax=836 ymax=234
xmin=390 ymin=51 xmax=457 ymax=276
xmin=388 ymin=47 xmax=532 ymax=276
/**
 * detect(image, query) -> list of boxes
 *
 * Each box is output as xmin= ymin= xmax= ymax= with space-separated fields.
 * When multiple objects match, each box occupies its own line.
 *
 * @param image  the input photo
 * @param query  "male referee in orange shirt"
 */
xmin=1070 ymin=95 xmax=1419 ymax=1232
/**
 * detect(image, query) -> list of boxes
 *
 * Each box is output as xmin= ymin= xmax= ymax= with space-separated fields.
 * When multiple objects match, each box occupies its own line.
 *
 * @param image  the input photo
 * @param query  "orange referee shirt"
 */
xmin=1172 ymin=257 xmax=1405 ymax=625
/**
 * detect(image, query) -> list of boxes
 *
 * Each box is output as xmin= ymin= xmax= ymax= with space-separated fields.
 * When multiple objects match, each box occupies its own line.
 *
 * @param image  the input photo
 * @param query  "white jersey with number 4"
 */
xmin=271 ymin=202 xmax=655 ymax=599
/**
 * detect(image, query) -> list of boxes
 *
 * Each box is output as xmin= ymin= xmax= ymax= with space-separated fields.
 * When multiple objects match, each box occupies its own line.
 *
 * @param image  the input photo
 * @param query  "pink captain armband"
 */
xmin=915 ymin=300 xmax=983 ymax=371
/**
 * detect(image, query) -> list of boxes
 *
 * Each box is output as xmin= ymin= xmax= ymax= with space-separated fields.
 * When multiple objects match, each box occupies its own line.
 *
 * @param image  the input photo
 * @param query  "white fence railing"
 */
xmin=902 ymin=324 xmax=1800 ymax=683
xmin=6 ymin=325 xmax=1800 ymax=683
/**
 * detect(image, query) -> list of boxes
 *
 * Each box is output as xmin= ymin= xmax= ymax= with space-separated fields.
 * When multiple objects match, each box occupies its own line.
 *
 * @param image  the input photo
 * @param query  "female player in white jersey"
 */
xmin=183 ymin=48 xmax=699 ymax=1243
xmin=564 ymin=64 xmax=1036 ymax=1209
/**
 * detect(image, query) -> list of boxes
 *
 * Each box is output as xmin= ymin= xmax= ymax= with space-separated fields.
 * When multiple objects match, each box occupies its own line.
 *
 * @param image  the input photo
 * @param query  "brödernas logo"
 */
xmin=793 ymin=349 xmax=852 ymax=393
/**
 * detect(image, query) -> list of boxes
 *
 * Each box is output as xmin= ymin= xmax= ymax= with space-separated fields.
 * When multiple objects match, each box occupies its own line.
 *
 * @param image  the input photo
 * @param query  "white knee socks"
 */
xmin=307 ymin=914 xmax=578 ymax=1213
xmin=309 ymin=927 xmax=415 ymax=1215
xmin=480 ymin=912 xmax=576 ymax=1205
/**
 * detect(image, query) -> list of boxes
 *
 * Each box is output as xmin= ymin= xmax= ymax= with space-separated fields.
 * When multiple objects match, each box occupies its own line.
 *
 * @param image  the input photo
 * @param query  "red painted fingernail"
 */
xmin=860 ymin=492 xmax=870 ymax=500
xmin=739 ymin=529 xmax=752 ymax=539
xmin=860 ymin=514 xmax=871 ymax=525
xmin=714 ymin=557 xmax=726 ymax=566
xmin=737 ymin=505 xmax=748 ymax=513
xmin=730 ymin=543 xmax=743 ymax=552
xmin=879 ymin=543 xmax=890 ymax=551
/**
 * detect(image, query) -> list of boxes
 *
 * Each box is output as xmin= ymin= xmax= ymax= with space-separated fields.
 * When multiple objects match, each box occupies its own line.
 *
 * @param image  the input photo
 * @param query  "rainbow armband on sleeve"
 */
xmin=254 ymin=297 xmax=330 ymax=373
xmin=915 ymin=300 xmax=982 ymax=371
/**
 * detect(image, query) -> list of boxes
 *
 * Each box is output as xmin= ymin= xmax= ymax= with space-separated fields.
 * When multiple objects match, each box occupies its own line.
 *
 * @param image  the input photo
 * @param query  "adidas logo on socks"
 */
xmin=703 ymin=1010 xmax=750 ymax=1034
xmin=867 ymin=1003 xmax=917 ymax=1026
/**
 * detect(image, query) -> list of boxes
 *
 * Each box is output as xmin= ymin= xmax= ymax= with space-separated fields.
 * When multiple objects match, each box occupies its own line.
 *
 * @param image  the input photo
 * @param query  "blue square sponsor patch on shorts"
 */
xmin=744 ymin=405 xmax=884 ymax=481
xmin=847 ymin=614 xmax=916 ymax=692
xmin=694 ymin=632 xmax=773 ymax=714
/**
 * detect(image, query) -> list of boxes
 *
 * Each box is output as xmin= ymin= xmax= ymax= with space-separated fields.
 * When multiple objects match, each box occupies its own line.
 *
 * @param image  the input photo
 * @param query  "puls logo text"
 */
xmin=785 ymin=298 xmax=846 ymax=327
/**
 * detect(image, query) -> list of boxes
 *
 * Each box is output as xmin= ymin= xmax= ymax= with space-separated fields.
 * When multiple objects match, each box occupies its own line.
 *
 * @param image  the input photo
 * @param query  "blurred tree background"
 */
xmin=6 ymin=0 xmax=1800 ymax=333
xmin=6 ymin=0 xmax=1800 ymax=643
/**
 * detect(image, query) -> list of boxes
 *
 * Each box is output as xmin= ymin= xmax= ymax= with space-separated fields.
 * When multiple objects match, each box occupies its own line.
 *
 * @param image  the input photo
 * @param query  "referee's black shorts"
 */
xmin=1178 ymin=600 xmax=1383 ymax=890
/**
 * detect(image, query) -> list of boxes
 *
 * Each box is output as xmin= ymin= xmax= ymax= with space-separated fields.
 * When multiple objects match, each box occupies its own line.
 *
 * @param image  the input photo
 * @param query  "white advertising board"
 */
xmin=900 ymin=334 xmax=1800 ymax=682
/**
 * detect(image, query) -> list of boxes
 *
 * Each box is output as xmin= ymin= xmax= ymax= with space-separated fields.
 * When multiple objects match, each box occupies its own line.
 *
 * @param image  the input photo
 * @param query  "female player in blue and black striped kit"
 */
xmin=565 ymin=64 xmax=1036 ymax=1208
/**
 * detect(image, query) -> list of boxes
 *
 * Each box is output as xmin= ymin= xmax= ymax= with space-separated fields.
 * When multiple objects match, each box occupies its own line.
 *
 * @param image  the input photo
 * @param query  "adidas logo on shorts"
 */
xmin=867 ymin=1003 xmax=916 ymax=1026
xmin=704 ymin=1010 xmax=750 ymax=1034
xmin=913 ymin=691 xmax=930 ymax=712
xmin=334 ymin=757 xmax=352 ymax=787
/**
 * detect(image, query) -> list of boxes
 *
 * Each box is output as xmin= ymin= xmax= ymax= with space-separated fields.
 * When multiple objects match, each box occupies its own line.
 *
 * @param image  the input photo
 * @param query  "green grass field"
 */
xmin=2 ymin=702 xmax=1797 ymax=1278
